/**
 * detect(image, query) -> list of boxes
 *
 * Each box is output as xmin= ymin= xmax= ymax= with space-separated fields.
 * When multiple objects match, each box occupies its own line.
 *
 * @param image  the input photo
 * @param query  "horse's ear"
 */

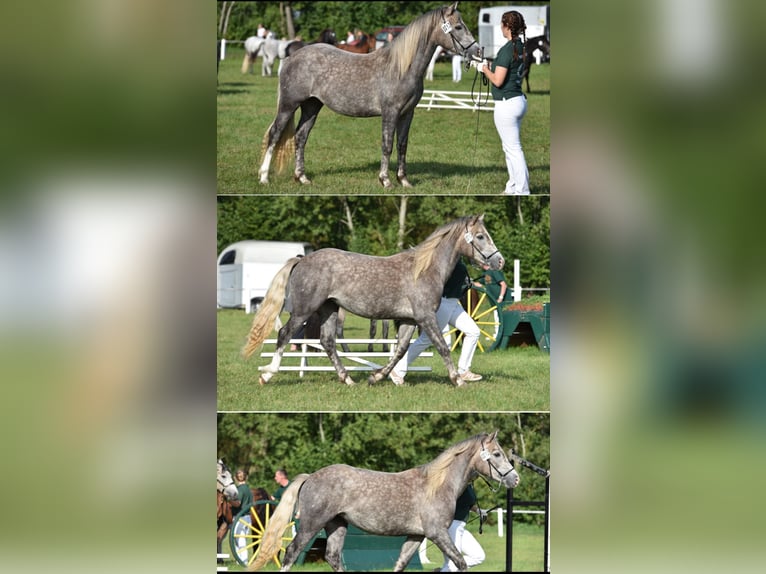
xmin=489 ymin=429 xmax=498 ymax=442
xmin=446 ymin=2 xmax=459 ymax=16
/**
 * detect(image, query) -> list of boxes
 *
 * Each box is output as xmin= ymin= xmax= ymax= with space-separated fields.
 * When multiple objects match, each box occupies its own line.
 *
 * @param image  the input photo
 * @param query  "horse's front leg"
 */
xmin=429 ymin=530 xmax=467 ymax=571
xmin=393 ymin=536 xmax=424 ymax=572
xmin=378 ymin=114 xmax=397 ymax=188
xmin=394 ymin=109 xmax=415 ymax=188
xmin=319 ymin=303 xmax=355 ymax=385
xmin=368 ymin=322 xmax=416 ymax=385
xmin=419 ymin=314 xmax=464 ymax=387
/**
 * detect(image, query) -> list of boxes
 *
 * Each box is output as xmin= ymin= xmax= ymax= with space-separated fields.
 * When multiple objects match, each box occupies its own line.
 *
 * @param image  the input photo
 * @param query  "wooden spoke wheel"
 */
xmin=229 ymin=500 xmax=295 ymax=569
xmin=447 ymin=288 xmax=502 ymax=353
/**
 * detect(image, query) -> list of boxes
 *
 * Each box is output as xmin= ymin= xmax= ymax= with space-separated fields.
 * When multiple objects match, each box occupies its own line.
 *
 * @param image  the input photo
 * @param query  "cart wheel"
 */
xmin=448 ymin=289 xmax=501 ymax=352
xmin=229 ymin=501 xmax=295 ymax=569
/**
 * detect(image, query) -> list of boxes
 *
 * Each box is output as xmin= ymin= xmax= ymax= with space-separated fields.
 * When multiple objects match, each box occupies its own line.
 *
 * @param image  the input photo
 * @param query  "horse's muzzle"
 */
xmin=502 ymin=469 xmax=521 ymax=488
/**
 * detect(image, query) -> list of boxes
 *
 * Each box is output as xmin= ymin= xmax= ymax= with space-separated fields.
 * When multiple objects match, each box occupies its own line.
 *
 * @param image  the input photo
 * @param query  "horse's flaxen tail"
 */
xmin=241 ymin=257 xmax=301 ymax=359
xmin=259 ymin=77 xmax=296 ymax=177
xmin=241 ymin=52 xmax=253 ymax=74
xmin=248 ymin=473 xmax=310 ymax=571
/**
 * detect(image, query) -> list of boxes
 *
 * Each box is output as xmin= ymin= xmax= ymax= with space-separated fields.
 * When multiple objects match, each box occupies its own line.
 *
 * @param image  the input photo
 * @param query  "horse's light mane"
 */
xmin=389 ymin=9 xmax=441 ymax=79
xmin=423 ymin=433 xmax=485 ymax=499
xmin=411 ymin=216 xmax=468 ymax=280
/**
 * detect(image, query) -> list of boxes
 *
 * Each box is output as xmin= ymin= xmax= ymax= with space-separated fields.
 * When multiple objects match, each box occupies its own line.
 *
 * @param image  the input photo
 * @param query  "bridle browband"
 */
xmin=440 ymin=8 xmax=477 ymax=56
xmin=464 ymin=222 xmax=501 ymax=265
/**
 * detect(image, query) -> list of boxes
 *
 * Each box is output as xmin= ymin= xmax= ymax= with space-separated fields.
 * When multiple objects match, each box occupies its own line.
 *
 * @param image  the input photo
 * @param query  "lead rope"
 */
xmin=468 ymin=56 xmax=490 ymax=192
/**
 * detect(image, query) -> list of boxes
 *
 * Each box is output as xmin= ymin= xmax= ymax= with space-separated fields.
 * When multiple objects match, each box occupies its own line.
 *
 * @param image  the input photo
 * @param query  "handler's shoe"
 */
xmin=459 ymin=370 xmax=483 ymax=382
xmin=389 ymin=370 xmax=405 ymax=386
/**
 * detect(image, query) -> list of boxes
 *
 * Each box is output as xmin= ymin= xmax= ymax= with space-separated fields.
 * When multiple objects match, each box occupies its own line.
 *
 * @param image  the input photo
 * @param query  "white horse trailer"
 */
xmin=478 ymin=5 xmax=549 ymax=60
xmin=217 ymin=240 xmax=313 ymax=313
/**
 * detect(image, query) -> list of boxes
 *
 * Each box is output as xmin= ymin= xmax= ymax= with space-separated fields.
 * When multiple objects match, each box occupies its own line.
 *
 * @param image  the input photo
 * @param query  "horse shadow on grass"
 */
xmin=317 ymin=160 xmax=549 ymax=194
xmin=217 ymin=82 xmax=250 ymax=96
xmin=315 ymin=161 xmax=503 ymax=190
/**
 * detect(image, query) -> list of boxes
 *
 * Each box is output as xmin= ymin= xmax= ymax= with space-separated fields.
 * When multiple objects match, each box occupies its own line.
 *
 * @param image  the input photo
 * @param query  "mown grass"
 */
xmin=217 ymin=309 xmax=549 ymax=412
xmin=217 ymin=47 xmax=549 ymax=195
xmin=219 ymin=520 xmax=544 ymax=572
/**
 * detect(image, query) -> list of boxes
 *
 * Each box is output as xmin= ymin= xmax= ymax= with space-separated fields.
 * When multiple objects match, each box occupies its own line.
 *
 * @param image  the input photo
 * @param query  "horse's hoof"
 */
xmin=379 ymin=175 xmax=393 ymax=189
xmin=259 ymin=375 xmax=267 ymax=385
xmin=344 ymin=376 xmax=356 ymax=386
xmin=454 ymin=377 xmax=466 ymax=387
xmin=294 ymin=174 xmax=312 ymax=185
xmin=398 ymin=177 xmax=413 ymax=188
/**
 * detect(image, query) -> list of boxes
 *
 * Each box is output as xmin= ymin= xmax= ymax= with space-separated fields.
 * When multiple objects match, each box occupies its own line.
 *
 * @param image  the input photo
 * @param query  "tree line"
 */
xmin=217 ymin=195 xmax=550 ymax=290
xmin=217 ymin=412 xmax=549 ymax=524
xmin=217 ymin=1 xmax=550 ymax=44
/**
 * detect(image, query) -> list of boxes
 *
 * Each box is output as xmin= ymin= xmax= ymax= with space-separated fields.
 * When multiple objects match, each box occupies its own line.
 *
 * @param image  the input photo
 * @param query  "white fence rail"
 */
xmin=417 ymin=90 xmax=494 ymax=112
xmin=260 ymin=338 xmax=433 ymax=377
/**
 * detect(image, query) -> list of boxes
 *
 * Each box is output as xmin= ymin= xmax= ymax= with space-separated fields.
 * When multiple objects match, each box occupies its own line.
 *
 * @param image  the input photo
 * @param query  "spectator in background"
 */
xmin=231 ymin=469 xmax=254 ymax=564
xmin=256 ymin=23 xmax=266 ymax=38
xmin=272 ymin=468 xmax=291 ymax=502
xmin=473 ymin=263 xmax=508 ymax=304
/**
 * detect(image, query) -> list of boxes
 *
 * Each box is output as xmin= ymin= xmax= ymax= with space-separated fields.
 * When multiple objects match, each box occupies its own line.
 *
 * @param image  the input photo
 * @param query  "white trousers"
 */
xmin=493 ymin=95 xmax=530 ymax=194
xmin=394 ymin=297 xmax=479 ymax=376
xmin=441 ymin=519 xmax=485 ymax=571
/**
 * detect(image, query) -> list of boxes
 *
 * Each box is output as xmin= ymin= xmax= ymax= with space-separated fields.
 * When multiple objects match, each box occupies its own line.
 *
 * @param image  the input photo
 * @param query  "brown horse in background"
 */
xmin=218 ymin=487 xmax=273 ymax=560
xmin=336 ymin=31 xmax=375 ymax=53
xmin=217 ymin=490 xmax=235 ymax=559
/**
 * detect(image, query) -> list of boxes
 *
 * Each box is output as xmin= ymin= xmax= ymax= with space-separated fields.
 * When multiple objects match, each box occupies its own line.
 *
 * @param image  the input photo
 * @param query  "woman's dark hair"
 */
xmin=502 ymin=11 xmax=527 ymax=60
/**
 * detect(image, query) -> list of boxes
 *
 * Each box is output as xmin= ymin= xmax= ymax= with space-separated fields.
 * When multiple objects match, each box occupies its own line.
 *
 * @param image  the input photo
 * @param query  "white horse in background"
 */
xmin=241 ymin=36 xmax=292 ymax=76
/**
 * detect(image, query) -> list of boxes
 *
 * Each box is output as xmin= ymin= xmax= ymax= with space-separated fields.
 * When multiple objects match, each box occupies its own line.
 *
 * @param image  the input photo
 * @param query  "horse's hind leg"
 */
xmin=293 ymin=97 xmax=324 ymax=184
xmin=337 ymin=308 xmax=350 ymax=353
xmin=259 ymin=312 xmax=310 ymax=384
xmin=318 ymin=302 xmax=354 ymax=385
xmin=323 ymin=517 xmax=349 ymax=572
xmin=393 ymin=535 xmax=424 ymax=572
xmin=279 ymin=525 xmax=325 ymax=572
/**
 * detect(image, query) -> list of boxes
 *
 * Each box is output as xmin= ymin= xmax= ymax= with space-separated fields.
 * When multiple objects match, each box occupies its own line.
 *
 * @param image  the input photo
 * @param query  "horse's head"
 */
xmin=475 ymin=431 xmax=520 ymax=489
xmin=320 ymin=28 xmax=337 ymax=45
xmin=217 ymin=459 xmax=240 ymax=502
xmin=462 ymin=214 xmax=505 ymax=271
xmin=439 ymin=2 xmax=481 ymax=62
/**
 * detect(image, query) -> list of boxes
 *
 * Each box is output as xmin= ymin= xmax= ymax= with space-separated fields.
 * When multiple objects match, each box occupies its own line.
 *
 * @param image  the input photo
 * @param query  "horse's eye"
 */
xmin=476 ymin=234 xmax=484 ymax=240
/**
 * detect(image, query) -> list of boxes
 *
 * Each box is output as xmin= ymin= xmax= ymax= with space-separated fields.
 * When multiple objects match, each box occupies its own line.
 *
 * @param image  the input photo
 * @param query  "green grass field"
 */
xmin=217 ymin=308 xmax=549 ymax=412
xmin=217 ymin=47 xmax=549 ymax=195
xmin=219 ymin=519 xmax=545 ymax=572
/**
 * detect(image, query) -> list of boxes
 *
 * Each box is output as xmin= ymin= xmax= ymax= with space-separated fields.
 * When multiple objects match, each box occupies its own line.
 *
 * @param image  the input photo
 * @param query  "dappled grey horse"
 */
xmin=257 ymin=2 xmax=481 ymax=188
xmin=241 ymin=215 xmax=504 ymax=387
xmin=248 ymin=431 xmax=520 ymax=572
